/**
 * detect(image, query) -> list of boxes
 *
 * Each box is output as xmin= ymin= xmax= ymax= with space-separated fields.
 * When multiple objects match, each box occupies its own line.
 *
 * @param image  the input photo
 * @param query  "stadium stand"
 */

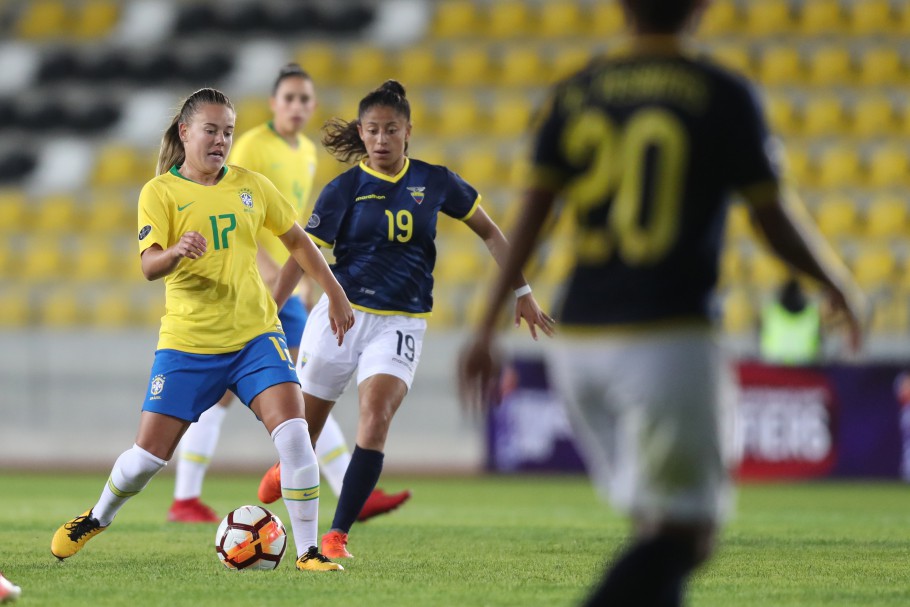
xmin=0 ymin=0 xmax=907 ymax=349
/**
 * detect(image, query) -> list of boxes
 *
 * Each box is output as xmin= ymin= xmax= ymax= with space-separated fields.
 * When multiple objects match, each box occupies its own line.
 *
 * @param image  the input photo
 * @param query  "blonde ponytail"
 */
xmin=155 ymin=88 xmax=234 ymax=176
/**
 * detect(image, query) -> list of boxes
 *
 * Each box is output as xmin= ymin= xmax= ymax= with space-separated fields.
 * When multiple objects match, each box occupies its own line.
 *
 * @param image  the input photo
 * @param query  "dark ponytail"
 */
xmin=322 ymin=80 xmax=411 ymax=164
xmin=156 ymin=88 xmax=234 ymax=176
xmin=272 ymin=62 xmax=311 ymax=94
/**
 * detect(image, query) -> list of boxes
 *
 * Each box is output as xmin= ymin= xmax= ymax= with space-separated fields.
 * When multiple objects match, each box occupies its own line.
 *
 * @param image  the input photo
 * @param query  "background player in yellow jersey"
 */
xmin=459 ymin=0 xmax=863 ymax=605
xmin=51 ymin=87 xmax=354 ymax=573
xmin=167 ymin=64 xmax=410 ymax=523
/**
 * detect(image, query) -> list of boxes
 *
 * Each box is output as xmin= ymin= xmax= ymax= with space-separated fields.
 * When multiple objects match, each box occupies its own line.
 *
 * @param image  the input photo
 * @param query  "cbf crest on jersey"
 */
xmin=239 ymin=188 xmax=254 ymax=212
xmin=150 ymin=374 xmax=165 ymax=400
xmin=406 ymin=186 xmax=425 ymax=204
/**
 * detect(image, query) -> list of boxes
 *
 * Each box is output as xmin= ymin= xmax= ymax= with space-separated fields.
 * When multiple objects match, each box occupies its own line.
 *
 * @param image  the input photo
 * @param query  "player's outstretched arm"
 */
xmin=751 ymin=195 xmax=864 ymax=352
xmin=278 ymin=223 xmax=354 ymax=345
xmin=458 ymin=188 xmax=556 ymax=411
xmin=462 ymin=206 xmax=555 ymax=341
xmin=140 ymin=231 xmax=207 ymax=281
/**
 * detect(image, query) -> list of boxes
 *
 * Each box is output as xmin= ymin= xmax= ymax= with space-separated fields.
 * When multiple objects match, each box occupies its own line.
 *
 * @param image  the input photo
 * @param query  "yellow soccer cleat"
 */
xmin=295 ymin=546 xmax=344 ymax=572
xmin=51 ymin=510 xmax=107 ymax=560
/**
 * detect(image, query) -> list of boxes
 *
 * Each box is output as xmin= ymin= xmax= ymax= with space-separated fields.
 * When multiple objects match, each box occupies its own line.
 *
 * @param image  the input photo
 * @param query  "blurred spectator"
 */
xmin=760 ymin=277 xmax=821 ymax=364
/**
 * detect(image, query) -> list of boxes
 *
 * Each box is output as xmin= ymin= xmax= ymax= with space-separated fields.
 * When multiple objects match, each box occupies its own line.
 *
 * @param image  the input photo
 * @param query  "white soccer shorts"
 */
xmin=294 ymin=294 xmax=426 ymax=402
xmin=545 ymin=326 xmax=736 ymax=525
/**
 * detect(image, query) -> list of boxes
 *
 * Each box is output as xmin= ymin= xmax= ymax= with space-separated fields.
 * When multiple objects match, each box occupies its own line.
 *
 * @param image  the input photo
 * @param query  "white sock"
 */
xmin=93 ymin=444 xmax=167 ymax=526
xmin=271 ymin=418 xmax=320 ymax=558
xmin=314 ymin=414 xmax=352 ymax=497
xmin=173 ymin=405 xmax=228 ymax=500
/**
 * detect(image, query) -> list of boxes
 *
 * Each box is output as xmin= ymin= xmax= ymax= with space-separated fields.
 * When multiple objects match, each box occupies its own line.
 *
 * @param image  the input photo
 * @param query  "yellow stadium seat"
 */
xmin=749 ymin=251 xmax=790 ymax=290
xmin=814 ymin=145 xmax=862 ymax=189
xmin=858 ymin=46 xmax=904 ymax=86
xmin=446 ymin=45 xmax=493 ymax=87
xmin=138 ymin=292 xmax=166 ymax=327
xmin=806 ymin=45 xmax=854 ymax=87
xmin=865 ymin=195 xmax=909 ymax=238
xmin=435 ymin=94 xmax=483 ymax=138
xmin=849 ymin=0 xmax=893 ymax=35
xmin=781 ymin=144 xmax=812 ymax=186
xmin=765 ymin=91 xmax=799 ymax=136
xmin=232 ymin=97 xmax=271 ymax=138
xmin=0 ymin=287 xmax=30 ymax=327
xmin=72 ymin=239 xmax=116 ymax=282
xmin=91 ymin=287 xmax=135 ymax=328
xmin=427 ymin=295 xmax=458 ymax=329
xmin=71 ymin=0 xmax=119 ymax=40
xmin=434 ymin=247 xmax=484 ymax=285
xmin=851 ymin=94 xmax=896 ymax=137
xmin=85 ymin=192 xmax=131 ymax=234
xmin=722 ymin=288 xmax=756 ymax=334
xmin=851 ymin=247 xmax=896 ymax=289
xmin=589 ymin=2 xmax=624 ymax=36
xmin=92 ymin=144 xmax=142 ymax=188
xmin=814 ymin=195 xmax=859 ymax=240
xmin=488 ymin=94 xmax=533 ymax=137
xmin=870 ymin=294 xmax=910 ymax=334
xmin=31 ymin=194 xmax=80 ymax=234
xmin=744 ymin=0 xmax=794 ymax=37
xmin=42 ymin=288 xmax=89 ymax=327
xmin=344 ymin=46 xmax=394 ymax=87
xmin=726 ymin=203 xmax=756 ymax=240
xmin=455 ymin=147 xmax=501 ymax=191
xmin=0 ymin=191 xmax=27 ymax=233
xmin=865 ymin=144 xmax=909 ymax=189
xmin=799 ymin=0 xmax=845 ymax=35
xmin=756 ymin=45 xmax=802 ymax=86
xmin=537 ymin=2 xmax=583 ymax=38
xmin=21 ymin=240 xmax=67 ymax=282
xmin=15 ymin=0 xmax=68 ymax=39
xmin=550 ymin=46 xmax=592 ymax=81
xmin=719 ymin=246 xmax=747 ymax=286
xmin=801 ymin=94 xmax=846 ymax=137
xmin=486 ymin=0 xmax=533 ymax=39
xmin=432 ymin=0 xmax=480 ymax=38
xmin=698 ymin=0 xmax=739 ymax=37
xmin=709 ymin=43 xmax=753 ymax=76
xmin=295 ymin=44 xmax=339 ymax=85
xmin=394 ymin=46 xmax=441 ymax=87
xmin=499 ymin=46 xmax=548 ymax=87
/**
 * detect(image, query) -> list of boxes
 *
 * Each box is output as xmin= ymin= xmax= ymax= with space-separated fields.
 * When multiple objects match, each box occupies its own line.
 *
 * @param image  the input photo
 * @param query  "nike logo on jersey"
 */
xmin=177 ymin=201 xmax=195 ymax=211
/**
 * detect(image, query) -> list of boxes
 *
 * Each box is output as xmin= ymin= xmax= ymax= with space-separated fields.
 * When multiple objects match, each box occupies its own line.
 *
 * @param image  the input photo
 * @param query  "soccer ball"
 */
xmin=214 ymin=505 xmax=287 ymax=570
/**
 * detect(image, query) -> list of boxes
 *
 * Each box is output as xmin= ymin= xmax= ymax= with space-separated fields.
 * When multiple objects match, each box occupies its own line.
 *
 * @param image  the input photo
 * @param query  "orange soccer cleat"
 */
xmin=358 ymin=488 xmax=412 ymax=521
xmin=167 ymin=498 xmax=219 ymax=523
xmin=257 ymin=462 xmax=282 ymax=504
xmin=321 ymin=530 xmax=353 ymax=559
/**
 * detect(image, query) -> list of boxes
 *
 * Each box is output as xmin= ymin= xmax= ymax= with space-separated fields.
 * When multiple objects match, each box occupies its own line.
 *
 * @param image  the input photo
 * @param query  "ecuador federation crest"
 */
xmin=406 ymin=186 xmax=425 ymax=204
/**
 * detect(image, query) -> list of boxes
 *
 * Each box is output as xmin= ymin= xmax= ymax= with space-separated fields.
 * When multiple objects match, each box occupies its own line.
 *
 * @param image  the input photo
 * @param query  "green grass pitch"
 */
xmin=2 ymin=472 xmax=908 ymax=606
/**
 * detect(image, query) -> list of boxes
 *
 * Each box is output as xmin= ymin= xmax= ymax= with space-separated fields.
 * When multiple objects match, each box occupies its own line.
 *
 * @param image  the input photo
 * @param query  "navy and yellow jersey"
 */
xmin=306 ymin=157 xmax=480 ymax=316
xmin=531 ymin=39 xmax=781 ymax=327
xmin=137 ymin=165 xmax=298 ymax=354
xmin=230 ymin=122 xmax=318 ymax=264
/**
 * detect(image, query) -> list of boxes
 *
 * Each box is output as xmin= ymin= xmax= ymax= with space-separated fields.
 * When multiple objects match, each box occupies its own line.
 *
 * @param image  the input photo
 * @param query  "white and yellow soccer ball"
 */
xmin=214 ymin=505 xmax=287 ymax=570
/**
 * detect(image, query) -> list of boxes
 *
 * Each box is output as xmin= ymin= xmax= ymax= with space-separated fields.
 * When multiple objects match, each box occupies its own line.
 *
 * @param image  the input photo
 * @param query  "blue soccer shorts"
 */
xmin=141 ymin=332 xmax=299 ymax=422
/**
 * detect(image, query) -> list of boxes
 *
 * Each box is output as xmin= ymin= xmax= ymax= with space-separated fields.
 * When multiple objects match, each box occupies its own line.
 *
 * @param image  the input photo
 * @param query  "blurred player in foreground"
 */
xmin=51 ymin=87 xmax=353 ymax=572
xmin=260 ymin=80 xmax=554 ymax=559
xmin=168 ymin=63 xmax=410 ymax=524
xmin=458 ymin=0 xmax=863 ymax=605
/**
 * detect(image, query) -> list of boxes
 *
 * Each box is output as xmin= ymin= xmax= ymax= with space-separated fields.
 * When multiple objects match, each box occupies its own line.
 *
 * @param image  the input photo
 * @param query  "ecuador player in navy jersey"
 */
xmin=167 ymin=65 xmax=410 ymax=525
xmin=460 ymin=1 xmax=863 ymax=605
xmin=259 ymin=80 xmax=555 ymax=559
xmin=51 ymin=88 xmax=354 ymax=573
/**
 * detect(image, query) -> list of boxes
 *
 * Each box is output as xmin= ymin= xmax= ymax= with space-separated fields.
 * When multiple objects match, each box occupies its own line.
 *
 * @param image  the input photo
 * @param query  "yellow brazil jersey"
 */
xmin=137 ymin=165 xmax=297 ymax=354
xmin=230 ymin=122 xmax=317 ymax=264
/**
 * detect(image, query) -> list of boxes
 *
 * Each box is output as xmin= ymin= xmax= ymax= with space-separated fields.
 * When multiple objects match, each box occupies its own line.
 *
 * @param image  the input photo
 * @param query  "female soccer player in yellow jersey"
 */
xmin=259 ymin=80 xmax=556 ymax=560
xmin=51 ymin=87 xmax=354 ymax=573
xmin=459 ymin=0 xmax=863 ymax=604
xmin=168 ymin=65 xmax=411 ymax=524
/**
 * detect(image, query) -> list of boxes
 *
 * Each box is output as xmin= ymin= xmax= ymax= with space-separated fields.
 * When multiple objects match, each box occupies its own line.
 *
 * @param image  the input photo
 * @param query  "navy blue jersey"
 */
xmin=306 ymin=157 xmax=480 ymax=315
xmin=531 ymin=43 xmax=781 ymax=327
